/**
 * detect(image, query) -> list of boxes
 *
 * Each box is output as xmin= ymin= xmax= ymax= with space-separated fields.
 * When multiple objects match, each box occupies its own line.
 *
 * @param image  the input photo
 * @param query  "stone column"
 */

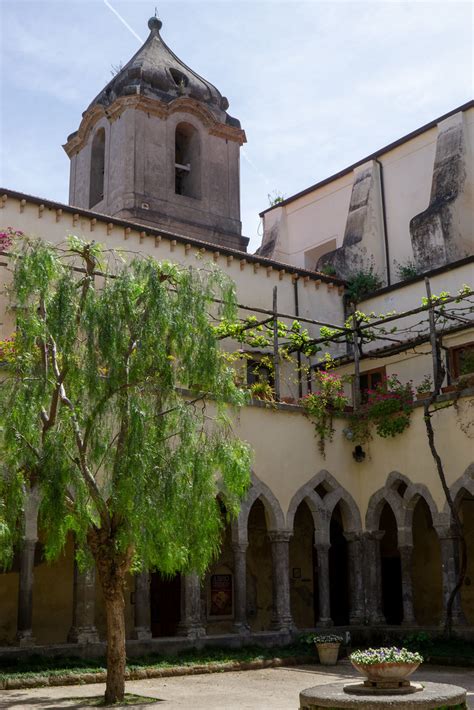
xmin=344 ymin=533 xmax=364 ymax=624
xmin=68 ymin=561 xmax=99 ymax=644
xmin=232 ymin=542 xmax=250 ymax=634
xmin=178 ymin=573 xmax=206 ymax=638
xmin=132 ymin=571 xmax=152 ymax=640
xmin=439 ymin=530 xmax=466 ymax=626
xmin=268 ymin=531 xmax=294 ymax=632
xmin=363 ymin=531 xmax=385 ymax=624
xmin=16 ymin=538 xmax=36 ymax=646
xmin=314 ymin=542 xmax=332 ymax=627
xmin=399 ymin=544 xmax=416 ymax=626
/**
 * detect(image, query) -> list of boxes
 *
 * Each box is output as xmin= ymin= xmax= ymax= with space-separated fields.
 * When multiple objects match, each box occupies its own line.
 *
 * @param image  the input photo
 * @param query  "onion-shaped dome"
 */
xmin=88 ymin=16 xmax=239 ymax=127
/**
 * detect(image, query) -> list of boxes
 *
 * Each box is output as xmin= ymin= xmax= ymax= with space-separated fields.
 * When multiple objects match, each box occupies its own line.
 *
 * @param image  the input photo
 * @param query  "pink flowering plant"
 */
xmin=0 ymin=227 xmax=23 ymax=251
xmin=365 ymin=374 xmax=414 ymax=438
xmin=300 ymin=368 xmax=349 ymax=457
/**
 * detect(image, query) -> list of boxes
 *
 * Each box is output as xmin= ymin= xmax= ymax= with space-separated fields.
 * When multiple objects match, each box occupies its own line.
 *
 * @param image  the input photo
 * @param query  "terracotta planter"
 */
xmin=416 ymin=391 xmax=431 ymax=401
xmin=351 ymin=660 xmax=420 ymax=684
xmin=316 ymin=642 xmax=340 ymax=665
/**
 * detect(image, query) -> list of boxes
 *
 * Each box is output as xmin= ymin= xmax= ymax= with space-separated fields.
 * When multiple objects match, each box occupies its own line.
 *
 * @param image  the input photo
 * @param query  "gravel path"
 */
xmin=0 ymin=663 xmax=472 ymax=709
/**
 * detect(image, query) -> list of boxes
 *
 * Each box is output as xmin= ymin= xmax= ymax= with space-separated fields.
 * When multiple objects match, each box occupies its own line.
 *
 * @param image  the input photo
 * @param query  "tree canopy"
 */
xmin=0 ymin=236 xmax=252 ymax=701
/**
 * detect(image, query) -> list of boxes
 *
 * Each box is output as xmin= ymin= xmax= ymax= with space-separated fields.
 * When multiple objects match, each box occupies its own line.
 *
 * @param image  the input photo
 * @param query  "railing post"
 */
xmin=272 ymin=286 xmax=280 ymax=401
xmin=351 ymin=305 xmax=361 ymax=410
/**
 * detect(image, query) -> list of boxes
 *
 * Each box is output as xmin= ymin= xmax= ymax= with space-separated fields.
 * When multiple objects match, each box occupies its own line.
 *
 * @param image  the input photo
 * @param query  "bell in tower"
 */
xmin=63 ymin=16 xmax=248 ymax=251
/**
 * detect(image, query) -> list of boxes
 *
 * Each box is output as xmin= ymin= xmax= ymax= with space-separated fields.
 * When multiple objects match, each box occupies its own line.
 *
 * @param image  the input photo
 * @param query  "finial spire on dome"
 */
xmin=148 ymin=9 xmax=162 ymax=32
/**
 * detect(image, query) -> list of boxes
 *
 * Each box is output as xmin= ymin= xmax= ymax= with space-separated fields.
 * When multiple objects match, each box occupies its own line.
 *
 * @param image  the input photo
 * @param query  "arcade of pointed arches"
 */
xmin=2 ymin=467 xmax=473 ymax=647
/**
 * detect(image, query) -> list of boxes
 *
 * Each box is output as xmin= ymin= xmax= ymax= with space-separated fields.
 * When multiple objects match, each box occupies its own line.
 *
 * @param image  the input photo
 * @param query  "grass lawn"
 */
xmin=0 ymin=642 xmax=315 ymax=684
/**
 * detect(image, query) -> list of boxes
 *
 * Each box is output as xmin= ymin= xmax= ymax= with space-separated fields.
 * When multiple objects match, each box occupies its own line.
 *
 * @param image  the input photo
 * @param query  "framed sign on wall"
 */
xmin=209 ymin=572 xmax=233 ymax=618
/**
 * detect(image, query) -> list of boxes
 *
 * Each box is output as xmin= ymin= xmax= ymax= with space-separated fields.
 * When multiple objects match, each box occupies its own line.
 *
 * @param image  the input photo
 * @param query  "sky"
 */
xmin=0 ymin=0 xmax=473 ymax=252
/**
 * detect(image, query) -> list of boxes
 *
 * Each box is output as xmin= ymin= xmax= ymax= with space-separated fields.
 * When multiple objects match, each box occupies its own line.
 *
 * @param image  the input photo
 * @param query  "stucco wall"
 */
xmin=260 ymin=105 xmax=473 ymax=286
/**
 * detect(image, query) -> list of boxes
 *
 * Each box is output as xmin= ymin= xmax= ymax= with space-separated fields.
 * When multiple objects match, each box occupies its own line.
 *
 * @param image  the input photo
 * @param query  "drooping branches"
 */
xmin=0 ymin=236 xmax=252 ymax=703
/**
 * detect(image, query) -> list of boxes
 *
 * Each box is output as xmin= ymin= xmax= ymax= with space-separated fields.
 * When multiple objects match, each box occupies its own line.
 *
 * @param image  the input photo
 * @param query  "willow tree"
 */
xmin=0 ymin=237 xmax=251 ymax=703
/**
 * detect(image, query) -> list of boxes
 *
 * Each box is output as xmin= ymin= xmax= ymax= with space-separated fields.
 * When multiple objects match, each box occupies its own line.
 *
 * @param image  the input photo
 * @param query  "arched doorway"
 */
xmin=290 ymin=500 xmax=316 ymax=628
xmin=205 ymin=499 xmax=234 ymax=635
xmin=380 ymin=503 xmax=403 ymax=625
xmin=412 ymin=498 xmax=442 ymax=624
xmin=247 ymin=498 xmax=272 ymax=631
xmin=459 ymin=493 xmax=474 ymax=623
xmin=329 ymin=503 xmax=349 ymax=625
xmin=150 ymin=573 xmax=181 ymax=637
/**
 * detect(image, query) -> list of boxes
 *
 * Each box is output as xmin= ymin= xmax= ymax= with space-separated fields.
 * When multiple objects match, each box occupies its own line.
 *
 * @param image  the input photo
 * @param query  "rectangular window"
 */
xmin=247 ymin=357 xmax=274 ymax=387
xmin=358 ymin=366 xmax=386 ymax=403
xmin=450 ymin=342 xmax=474 ymax=379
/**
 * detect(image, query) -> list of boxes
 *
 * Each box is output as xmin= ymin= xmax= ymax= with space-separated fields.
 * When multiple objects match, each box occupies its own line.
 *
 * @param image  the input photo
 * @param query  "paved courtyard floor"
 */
xmin=0 ymin=663 xmax=472 ymax=709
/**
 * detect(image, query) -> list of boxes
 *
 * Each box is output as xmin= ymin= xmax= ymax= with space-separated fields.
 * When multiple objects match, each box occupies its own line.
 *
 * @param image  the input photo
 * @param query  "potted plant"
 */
xmin=416 ymin=375 xmax=432 ymax=401
xmin=312 ymin=633 xmax=344 ymax=665
xmin=250 ymin=380 xmax=274 ymax=401
xmin=350 ymin=647 xmax=423 ymax=687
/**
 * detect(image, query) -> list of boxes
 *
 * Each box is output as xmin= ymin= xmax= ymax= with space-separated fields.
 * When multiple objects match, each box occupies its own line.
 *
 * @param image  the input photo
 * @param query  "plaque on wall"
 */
xmin=210 ymin=573 xmax=233 ymax=616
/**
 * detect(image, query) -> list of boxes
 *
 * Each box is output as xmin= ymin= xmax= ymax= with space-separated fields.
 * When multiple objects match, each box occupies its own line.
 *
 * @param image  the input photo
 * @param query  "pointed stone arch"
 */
xmin=324 ymin=489 xmax=362 ymax=535
xmin=365 ymin=472 xmax=409 ymax=538
xmin=403 ymin=482 xmax=442 ymax=531
xmin=286 ymin=471 xmax=362 ymax=546
xmin=443 ymin=464 xmax=474 ymax=517
xmin=232 ymin=473 xmax=285 ymax=544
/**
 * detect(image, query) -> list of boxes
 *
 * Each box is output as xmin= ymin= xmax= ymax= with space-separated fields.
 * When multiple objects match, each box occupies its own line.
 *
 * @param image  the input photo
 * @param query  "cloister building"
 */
xmin=0 ymin=16 xmax=473 ymax=656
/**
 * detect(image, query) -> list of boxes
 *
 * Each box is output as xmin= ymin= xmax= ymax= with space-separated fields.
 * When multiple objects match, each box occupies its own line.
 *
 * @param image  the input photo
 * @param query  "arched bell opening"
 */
xmin=174 ymin=122 xmax=201 ymax=199
xmin=89 ymin=127 xmax=105 ymax=208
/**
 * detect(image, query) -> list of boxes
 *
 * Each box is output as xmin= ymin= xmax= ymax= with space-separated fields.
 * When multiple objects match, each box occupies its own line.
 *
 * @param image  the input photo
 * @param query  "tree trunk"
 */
xmin=88 ymin=528 xmax=132 ymax=704
xmin=104 ymin=588 xmax=126 ymax=703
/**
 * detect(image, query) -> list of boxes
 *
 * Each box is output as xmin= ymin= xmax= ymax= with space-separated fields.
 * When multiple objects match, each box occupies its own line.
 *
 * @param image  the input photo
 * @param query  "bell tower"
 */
xmin=64 ymin=16 xmax=248 ymax=251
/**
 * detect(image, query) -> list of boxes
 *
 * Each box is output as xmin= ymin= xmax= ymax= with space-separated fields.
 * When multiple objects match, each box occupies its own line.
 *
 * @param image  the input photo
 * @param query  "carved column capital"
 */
xmin=364 ymin=530 xmax=385 ymax=542
xmin=267 ymin=530 xmax=292 ymax=544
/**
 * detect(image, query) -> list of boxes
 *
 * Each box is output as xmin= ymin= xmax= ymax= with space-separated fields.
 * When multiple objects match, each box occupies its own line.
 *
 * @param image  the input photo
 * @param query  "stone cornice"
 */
xmin=63 ymin=96 xmax=246 ymax=156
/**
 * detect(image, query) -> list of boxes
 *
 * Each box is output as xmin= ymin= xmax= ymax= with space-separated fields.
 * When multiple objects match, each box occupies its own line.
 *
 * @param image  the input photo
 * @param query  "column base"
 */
xmin=349 ymin=614 xmax=364 ymax=626
xmin=441 ymin=612 xmax=467 ymax=627
xmin=270 ymin=616 xmax=295 ymax=633
xmin=131 ymin=627 xmax=153 ymax=641
xmin=233 ymin=622 xmax=251 ymax=635
xmin=177 ymin=623 xmax=206 ymax=639
xmin=67 ymin=626 xmax=100 ymax=644
xmin=401 ymin=618 xmax=417 ymax=627
xmin=16 ymin=630 xmax=35 ymax=647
